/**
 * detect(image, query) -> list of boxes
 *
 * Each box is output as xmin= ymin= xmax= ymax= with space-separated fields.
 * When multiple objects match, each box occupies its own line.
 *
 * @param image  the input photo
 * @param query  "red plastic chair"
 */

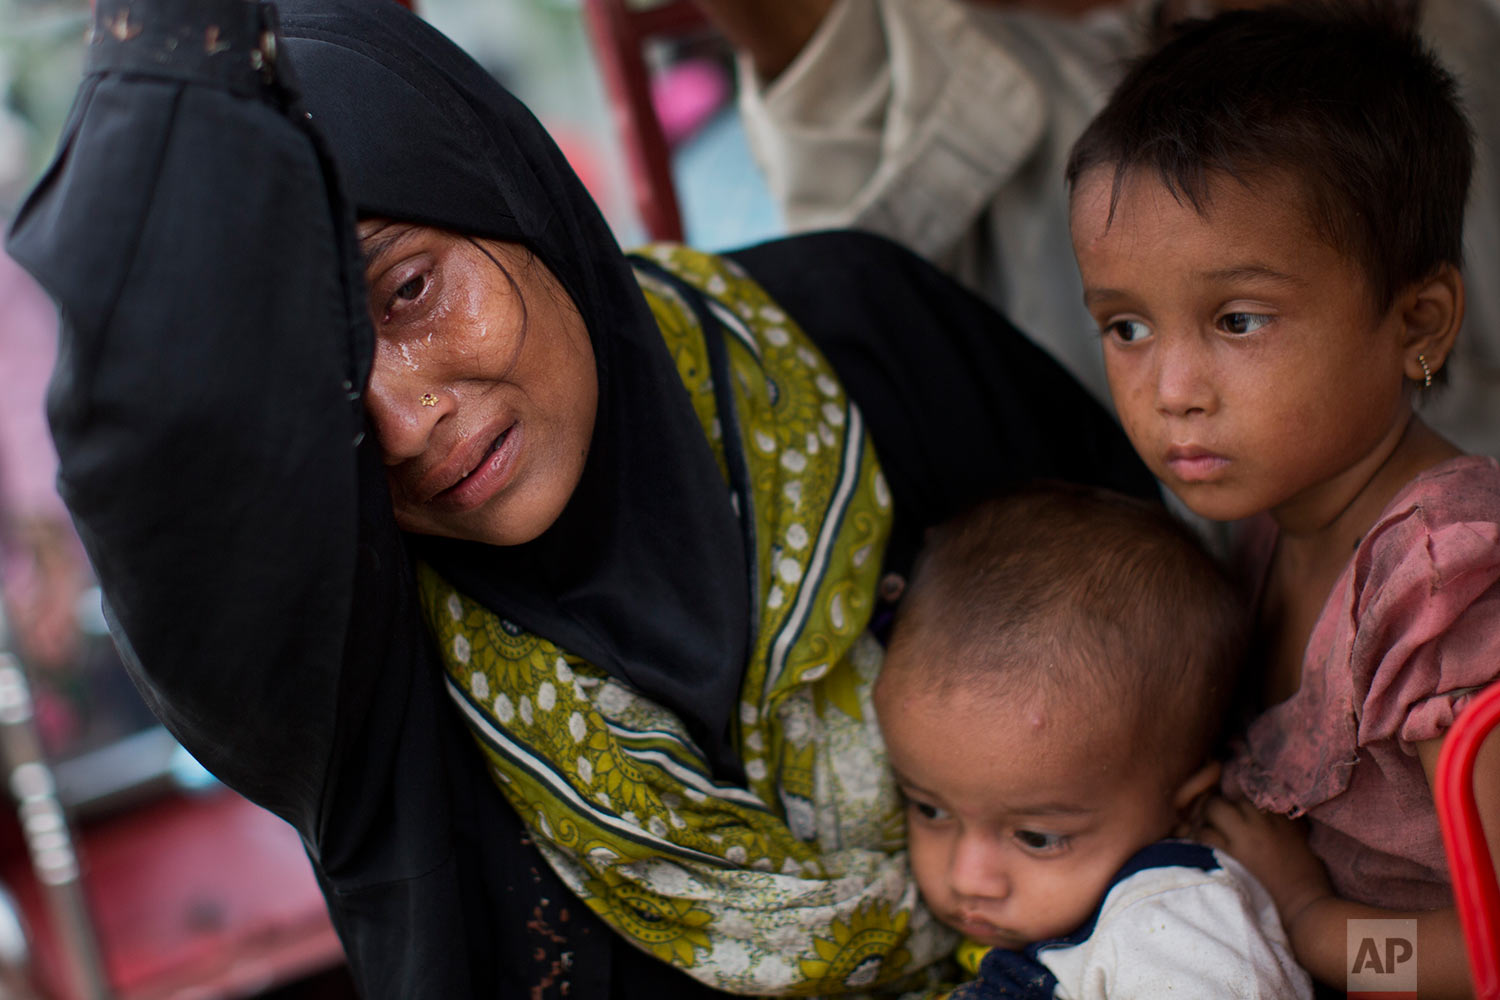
xmin=580 ymin=0 xmax=708 ymax=242
xmin=1436 ymin=680 xmax=1500 ymax=998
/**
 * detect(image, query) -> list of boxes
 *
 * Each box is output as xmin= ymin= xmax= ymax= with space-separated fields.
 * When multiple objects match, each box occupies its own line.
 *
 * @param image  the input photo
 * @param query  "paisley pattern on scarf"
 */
xmin=419 ymin=245 xmax=955 ymax=994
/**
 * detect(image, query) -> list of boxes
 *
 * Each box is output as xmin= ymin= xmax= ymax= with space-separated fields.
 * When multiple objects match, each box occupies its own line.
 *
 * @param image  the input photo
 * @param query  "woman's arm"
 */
xmin=6 ymin=2 xmax=375 ymax=836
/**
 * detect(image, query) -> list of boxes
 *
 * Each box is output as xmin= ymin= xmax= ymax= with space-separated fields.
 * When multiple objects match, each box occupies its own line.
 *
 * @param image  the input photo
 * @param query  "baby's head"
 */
xmin=873 ymin=484 xmax=1243 ymax=948
xmin=1066 ymin=3 xmax=1474 ymax=523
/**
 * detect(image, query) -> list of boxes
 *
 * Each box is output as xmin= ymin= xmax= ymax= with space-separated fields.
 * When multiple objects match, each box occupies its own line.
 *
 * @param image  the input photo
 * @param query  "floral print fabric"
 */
xmin=418 ymin=245 xmax=954 ymax=994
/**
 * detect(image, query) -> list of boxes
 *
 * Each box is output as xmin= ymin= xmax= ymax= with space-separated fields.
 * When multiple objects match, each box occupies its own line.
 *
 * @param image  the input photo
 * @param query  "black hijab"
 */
xmin=277 ymin=0 xmax=752 ymax=775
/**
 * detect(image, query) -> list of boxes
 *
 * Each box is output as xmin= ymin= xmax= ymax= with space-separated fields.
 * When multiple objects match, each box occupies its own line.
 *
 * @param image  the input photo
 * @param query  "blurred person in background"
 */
xmin=692 ymin=0 xmax=1500 ymax=459
xmin=0 ymin=248 xmax=77 ymax=674
xmin=0 ymin=247 xmax=153 ymax=757
xmin=2 ymin=0 xmax=83 ymax=671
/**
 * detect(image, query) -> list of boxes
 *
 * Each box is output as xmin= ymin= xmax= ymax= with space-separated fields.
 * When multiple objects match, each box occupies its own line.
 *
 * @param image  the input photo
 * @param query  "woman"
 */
xmin=6 ymin=0 xmax=1154 ymax=995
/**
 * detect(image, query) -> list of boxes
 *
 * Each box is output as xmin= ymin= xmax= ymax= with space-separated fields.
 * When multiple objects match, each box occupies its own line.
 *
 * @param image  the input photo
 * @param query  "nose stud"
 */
xmin=420 ymin=393 xmax=438 ymax=407
xmin=1417 ymin=354 xmax=1433 ymax=390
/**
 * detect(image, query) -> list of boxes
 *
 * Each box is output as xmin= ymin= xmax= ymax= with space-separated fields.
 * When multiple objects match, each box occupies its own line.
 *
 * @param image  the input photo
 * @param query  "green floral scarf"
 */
xmin=418 ymin=245 xmax=954 ymax=995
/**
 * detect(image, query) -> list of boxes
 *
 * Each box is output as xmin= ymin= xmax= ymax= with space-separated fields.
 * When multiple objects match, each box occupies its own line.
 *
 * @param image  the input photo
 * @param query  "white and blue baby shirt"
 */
xmin=950 ymin=840 xmax=1312 ymax=999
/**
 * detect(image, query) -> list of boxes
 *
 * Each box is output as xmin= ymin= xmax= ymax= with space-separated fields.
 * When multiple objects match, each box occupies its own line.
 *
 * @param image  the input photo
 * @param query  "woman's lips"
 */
xmin=431 ymin=424 xmax=519 ymax=512
xmin=1164 ymin=445 xmax=1229 ymax=483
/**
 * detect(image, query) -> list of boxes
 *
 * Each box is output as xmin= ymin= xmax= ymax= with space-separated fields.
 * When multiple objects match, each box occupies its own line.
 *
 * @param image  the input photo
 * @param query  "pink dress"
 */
xmin=1224 ymin=455 xmax=1500 ymax=911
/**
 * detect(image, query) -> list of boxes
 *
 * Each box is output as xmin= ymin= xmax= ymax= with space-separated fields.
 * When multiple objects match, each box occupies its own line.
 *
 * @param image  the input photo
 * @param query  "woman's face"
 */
xmin=359 ymin=222 xmax=598 ymax=547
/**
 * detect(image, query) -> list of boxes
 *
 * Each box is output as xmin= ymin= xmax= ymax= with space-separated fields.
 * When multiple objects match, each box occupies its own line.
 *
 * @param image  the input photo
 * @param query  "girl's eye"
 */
xmin=1219 ymin=312 xmax=1271 ymax=335
xmin=1104 ymin=319 xmax=1151 ymax=344
xmin=1014 ymin=829 xmax=1068 ymax=854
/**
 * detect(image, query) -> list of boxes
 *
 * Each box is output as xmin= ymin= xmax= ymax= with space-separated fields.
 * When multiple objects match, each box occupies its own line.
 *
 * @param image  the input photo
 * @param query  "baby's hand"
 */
xmin=1199 ymin=795 xmax=1333 ymax=930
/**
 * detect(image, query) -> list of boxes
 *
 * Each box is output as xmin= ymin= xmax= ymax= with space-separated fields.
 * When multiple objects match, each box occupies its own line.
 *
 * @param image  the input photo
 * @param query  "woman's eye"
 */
xmin=395 ymin=274 xmax=426 ymax=302
xmin=908 ymin=799 xmax=950 ymax=823
xmin=1218 ymin=312 xmax=1271 ymax=335
xmin=372 ymin=269 xmax=432 ymax=325
xmin=1104 ymin=319 xmax=1151 ymax=344
xmin=386 ymin=273 xmax=429 ymax=316
xmin=1014 ymin=829 xmax=1068 ymax=853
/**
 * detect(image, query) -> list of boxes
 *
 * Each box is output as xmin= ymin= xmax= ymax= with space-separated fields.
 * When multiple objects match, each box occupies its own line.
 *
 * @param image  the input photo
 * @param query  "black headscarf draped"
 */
xmin=278 ymin=0 xmax=752 ymax=775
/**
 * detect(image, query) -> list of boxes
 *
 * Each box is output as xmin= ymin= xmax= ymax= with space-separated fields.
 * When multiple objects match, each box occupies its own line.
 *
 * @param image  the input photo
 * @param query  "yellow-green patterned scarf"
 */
xmin=418 ymin=245 xmax=955 ymax=995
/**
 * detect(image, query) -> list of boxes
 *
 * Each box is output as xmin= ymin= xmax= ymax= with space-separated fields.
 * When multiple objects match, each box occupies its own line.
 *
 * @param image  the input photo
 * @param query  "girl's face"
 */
xmin=359 ymin=222 xmax=598 ymax=547
xmin=1070 ymin=169 xmax=1413 ymax=529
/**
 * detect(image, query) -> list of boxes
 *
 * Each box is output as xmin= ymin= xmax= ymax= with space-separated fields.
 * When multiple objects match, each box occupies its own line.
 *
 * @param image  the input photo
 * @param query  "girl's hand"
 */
xmin=1199 ymin=795 xmax=1333 ymax=929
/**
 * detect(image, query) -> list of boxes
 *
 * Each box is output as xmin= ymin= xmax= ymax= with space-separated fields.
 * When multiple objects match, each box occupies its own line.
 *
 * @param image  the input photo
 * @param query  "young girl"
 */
xmin=1065 ymin=7 xmax=1499 ymax=996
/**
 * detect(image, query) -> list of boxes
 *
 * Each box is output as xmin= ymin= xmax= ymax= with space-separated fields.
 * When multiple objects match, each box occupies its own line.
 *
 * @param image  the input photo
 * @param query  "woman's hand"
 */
xmin=1198 ymin=795 xmax=1333 ymax=930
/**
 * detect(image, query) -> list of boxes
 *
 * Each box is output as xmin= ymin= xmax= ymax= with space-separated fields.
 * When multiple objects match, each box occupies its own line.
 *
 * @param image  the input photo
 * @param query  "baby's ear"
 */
xmin=1397 ymin=262 xmax=1464 ymax=383
xmin=1171 ymin=760 xmax=1222 ymax=817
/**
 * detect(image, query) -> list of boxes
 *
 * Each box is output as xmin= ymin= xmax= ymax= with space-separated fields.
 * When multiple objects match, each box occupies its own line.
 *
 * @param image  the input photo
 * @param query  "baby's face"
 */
xmin=874 ymin=663 xmax=1180 ymax=949
xmin=1069 ymin=167 xmax=1411 ymax=529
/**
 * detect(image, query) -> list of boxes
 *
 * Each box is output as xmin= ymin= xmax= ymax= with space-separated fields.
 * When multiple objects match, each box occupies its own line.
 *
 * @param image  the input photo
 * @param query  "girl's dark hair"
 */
xmin=1067 ymin=2 xmax=1473 ymax=313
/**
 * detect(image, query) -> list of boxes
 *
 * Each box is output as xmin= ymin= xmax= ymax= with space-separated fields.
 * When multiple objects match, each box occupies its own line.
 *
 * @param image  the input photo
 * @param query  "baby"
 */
xmin=873 ymin=484 xmax=1312 ymax=997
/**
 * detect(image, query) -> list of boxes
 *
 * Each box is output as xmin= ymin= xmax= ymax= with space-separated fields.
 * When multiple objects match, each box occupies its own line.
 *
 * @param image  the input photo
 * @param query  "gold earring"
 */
xmin=1417 ymin=354 xmax=1433 ymax=390
xmin=420 ymin=393 xmax=438 ymax=407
